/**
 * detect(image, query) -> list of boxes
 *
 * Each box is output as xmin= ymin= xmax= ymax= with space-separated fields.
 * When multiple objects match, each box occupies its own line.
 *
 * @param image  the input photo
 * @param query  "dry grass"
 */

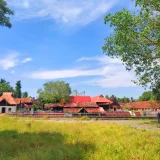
xmin=0 ymin=116 xmax=160 ymax=160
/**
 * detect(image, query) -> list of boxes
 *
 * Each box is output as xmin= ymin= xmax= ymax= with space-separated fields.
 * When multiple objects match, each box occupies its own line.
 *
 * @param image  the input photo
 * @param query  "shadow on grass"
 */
xmin=0 ymin=130 xmax=95 ymax=160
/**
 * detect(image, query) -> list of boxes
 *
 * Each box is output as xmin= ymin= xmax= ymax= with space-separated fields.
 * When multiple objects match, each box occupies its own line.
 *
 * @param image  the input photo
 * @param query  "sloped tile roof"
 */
xmin=44 ymin=103 xmax=64 ymax=108
xmin=20 ymin=98 xmax=33 ymax=103
xmin=0 ymin=92 xmax=33 ymax=105
xmin=91 ymin=95 xmax=113 ymax=104
xmin=0 ymin=92 xmax=18 ymax=105
xmin=123 ymin=101 xmax=160 ymax=109
xmin=85 ymin=108 xmax=101 ymax=113
xmin=63 ymin=108 xmax=82 ymax=113
xmin=70 ymin=96 xmax=91 ymax=103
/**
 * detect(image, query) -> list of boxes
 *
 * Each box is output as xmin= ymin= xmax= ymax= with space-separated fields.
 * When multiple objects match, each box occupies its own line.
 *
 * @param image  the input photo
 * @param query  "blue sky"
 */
xmin=0 ymin=0 xmax=145 ymax=98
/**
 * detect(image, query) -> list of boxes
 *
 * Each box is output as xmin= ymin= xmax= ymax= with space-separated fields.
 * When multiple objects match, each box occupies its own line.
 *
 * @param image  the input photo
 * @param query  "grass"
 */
xmin=0 ymin=116 xmax=160 ymax=160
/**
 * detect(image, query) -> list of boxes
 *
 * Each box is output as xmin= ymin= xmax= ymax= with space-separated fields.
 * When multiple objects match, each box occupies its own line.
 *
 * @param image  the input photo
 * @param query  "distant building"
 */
xmin=0 ymin=92 xmax=33 ymax=113
xmin=44 ymin=95 xmax=121 ymax=114
xmin=121 ymin=101 xmax=160 ymax=111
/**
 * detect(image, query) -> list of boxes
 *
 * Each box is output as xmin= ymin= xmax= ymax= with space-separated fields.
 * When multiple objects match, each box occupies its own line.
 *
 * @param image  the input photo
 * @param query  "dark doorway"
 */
xmin=79 ymin=108 xmax=88 ymax=114
xmin=2 ymin=107 xmax=6 ymax=113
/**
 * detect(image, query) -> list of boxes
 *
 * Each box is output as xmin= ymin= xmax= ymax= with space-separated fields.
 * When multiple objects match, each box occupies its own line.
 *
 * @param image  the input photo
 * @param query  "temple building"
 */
xmin=0 ymin=92 xmax=33 ymax=113
xmin=44 ymin=95 xmax=121 ymax=114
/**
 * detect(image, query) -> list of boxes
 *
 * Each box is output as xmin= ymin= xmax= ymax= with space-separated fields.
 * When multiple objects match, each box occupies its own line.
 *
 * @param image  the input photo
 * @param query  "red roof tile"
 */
xmin=70 ymin=96 xmax=91 ymax=103
xmin=44 ymin=103 xmax=64 ymax=108
xmin=0 ymin=92 xmax=33 ymax=105
xmin=85 ymin=108 xmax=101 ymax=113
xmin=123 ymin=101 xmax=160 ymax=109
xmin=0 ymin=92 xmax=18 ymax=105
xmin=64 ymin=102 xmax=99 ymax=108
xmin=91 ymin=95 xmax=112 ymax=104
xmin=64 ymin=108 xmax=82 ymax=113
xmin=20 ymin=98 xmax=33 ymax=103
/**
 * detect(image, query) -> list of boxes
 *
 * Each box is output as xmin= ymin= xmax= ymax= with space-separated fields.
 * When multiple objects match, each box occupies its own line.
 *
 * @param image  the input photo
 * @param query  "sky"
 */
xmin=0 ymin=0 xmax=146 ymax=98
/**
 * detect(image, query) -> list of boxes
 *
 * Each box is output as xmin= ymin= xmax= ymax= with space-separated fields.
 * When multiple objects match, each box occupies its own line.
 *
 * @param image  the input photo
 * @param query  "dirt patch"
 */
xmin=105 ymin=120 xmax=160 ymax=132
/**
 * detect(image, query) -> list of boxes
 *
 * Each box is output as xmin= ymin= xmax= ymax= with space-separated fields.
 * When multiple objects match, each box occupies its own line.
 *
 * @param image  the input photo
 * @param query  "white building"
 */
xmin=0 ymin=92 xmax=33 ymax=113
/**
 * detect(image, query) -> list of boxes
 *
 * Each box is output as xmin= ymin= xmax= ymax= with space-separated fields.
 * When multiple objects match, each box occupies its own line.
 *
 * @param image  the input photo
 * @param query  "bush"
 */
xmin=80 ymin=116 xmax=90 ymax=121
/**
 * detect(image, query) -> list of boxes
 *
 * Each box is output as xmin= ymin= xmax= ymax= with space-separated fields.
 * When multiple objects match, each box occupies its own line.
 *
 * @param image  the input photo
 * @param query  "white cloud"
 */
xmin=11 ymin=70 xmax=15 ymax=74
xmin=29 ymin=55 xmax=136 ymax=88
xmin=21 ymin=58 xmax=32 ymax=63
xmin=29 ymin=68 xmax=103 ymax=79
xmin=0 ymin=52 xmax=19 ymax=70
xmin=7 ymin=0 xmax=118 ymax=26
xmin=0 ymin=51 xmax=32 ymax=70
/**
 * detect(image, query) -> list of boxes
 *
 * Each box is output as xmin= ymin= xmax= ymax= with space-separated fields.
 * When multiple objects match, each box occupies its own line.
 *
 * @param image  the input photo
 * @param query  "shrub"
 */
xmin=80 ymin=116 xmax=90 ymax=121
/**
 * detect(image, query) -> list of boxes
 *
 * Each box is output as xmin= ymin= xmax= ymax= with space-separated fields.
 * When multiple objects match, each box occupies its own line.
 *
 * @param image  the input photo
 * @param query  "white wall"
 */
xmin=0 ymin=106 xmax=17 ymax=113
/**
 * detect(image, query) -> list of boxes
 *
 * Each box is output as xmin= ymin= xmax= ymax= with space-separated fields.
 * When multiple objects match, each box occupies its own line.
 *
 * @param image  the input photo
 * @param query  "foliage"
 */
xmin=117 ymin=97 xmax=131 ymax=103
xmin=80 ymin=116 xmax=90 ymax=121
xmin=0 ymin=79 xmax=14 ymax=96
xmin=32 ymin=104 xmax=39 ymax=111
xmin=37 ymin=81 xmax=71 ymax=104
xmin=0 ymin=0 xmax=14 ymax=28
xmin=103 ymin=0 xmax=160 ymax=96
xmin=0 ymin=118 xmax=160 ymax=160
xmin=22 ymin=91 xmax=29 ymax=98
xmin=72 ymin=89 xmax=78 ymax=96
xmin=106 ymin=94 xmax=134 ymax=102
xmin=124 ymin=105 xmax=131 ymax=110
xmin=15 ymin=80 xmax=22 ymax=98
xmin=138 ymin=91 xmax=155 ymax=101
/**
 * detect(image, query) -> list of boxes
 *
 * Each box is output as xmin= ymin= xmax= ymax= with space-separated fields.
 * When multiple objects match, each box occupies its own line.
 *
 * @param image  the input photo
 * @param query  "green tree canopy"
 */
xmin=138 ymin=91 xmax=155 ymax=101
xmin=103 ymin=0 xmax=160 ymax=97
xmin=22 ymin=91 xmax=29 ymax=98
xmin=0 ymin=0 xmax=14 ymax=28
xmin=37 ymin=81 xmax=72 ymax=104
xmin=15 ymin=80 xmax=22 ymax=98
xmin=0 ymin=79 xmax=14 ymax=96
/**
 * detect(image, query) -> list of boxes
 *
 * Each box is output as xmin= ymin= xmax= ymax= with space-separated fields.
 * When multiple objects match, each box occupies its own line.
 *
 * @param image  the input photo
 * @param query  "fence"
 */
xmin=7 ymin=111 xmax=158 ymax=119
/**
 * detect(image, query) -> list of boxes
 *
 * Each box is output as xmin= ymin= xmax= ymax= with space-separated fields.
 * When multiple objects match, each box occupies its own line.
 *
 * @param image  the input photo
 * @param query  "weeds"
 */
xmin=0 ymin=117 xmax=159 ymax=160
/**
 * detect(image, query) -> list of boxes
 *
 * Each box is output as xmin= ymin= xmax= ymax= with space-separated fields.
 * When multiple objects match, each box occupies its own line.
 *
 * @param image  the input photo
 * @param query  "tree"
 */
xmin=15 ymin=80 xmax=22 ymax=98
xmin=37 ymin=81 xmax=71 ymax=104
xmin=105 ymin=95 xmax=109 ymax=99
xmin=72 ymin=89 xmax=78 ymax=96
xmin=22 ymin=92 xmax=29 ymax=98
xmin=138 ymin=91 xmax=155 ymax=101
xmin=103 ymin=0 xmax=160 ymax=97
xmin=0 ymin=79 xmax=14 ymax=95
xmin=0 ymin=0 xmax=14 ymax=28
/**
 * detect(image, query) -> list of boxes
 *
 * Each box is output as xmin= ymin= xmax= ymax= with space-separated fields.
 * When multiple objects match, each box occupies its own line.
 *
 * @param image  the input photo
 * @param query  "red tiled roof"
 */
xmin=64 ymin=102 xmax=78 ymax=107
xmin=0 ymin=92 xmax=18 ymax=105
xmin=64 ymin=108 xmax=82 ymax=113
xmin=70 ymin=96 xmax=91 ymax=103
xmin=91 ymin=95 xmax=112 ymax=104
xmin=123 ymin=101 xmax=160 ymax=109
xmin=85 ymin=108 xmax=101 ymax=113
xmin=64 ymin=107 xmax=102 ymax=113
xmin=20 ymin=98 xmax=33 ymax=103
xmin=0 ymin=92 xmax=33 ymax=105
xmin=64 ymin=102 xmax=99 ymax=108
xmin=44 ymin=103 xmax=64 ymax=108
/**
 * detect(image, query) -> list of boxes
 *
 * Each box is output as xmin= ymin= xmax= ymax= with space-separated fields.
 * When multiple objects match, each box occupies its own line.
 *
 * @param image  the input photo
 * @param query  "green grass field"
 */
xmin=0 ymin=117 xmax=160 ymax=160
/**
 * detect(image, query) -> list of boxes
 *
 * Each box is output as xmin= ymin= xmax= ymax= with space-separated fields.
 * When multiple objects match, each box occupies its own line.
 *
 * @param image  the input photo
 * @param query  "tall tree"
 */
xmin=103 ymin=0 xmax=160 ymax=97
xmin=22 ymin=91 xmax=29 ymax=98
xmin=15 ymin=80 xmax=22 ymax=98
xmin=0 ymin=0 xmax=14 ymax=28
xmin=138 ymin=91 xmax=155 ymax=101
xmin=0 ymin=79 xmax=14 ymax=95
xmin=37 ymin=81 xmax=71 ymax=104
